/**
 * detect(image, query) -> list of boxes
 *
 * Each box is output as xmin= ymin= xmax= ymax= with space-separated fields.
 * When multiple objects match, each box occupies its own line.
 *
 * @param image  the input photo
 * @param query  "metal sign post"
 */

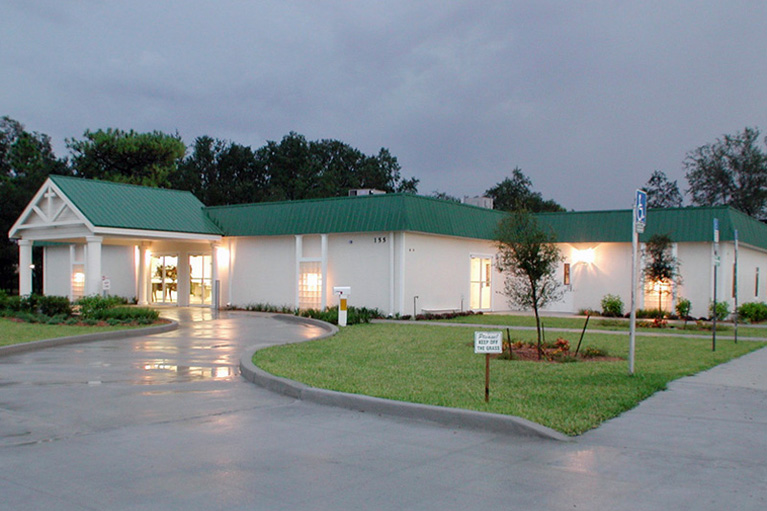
xmin=734 ymin=229 xmax=739 ymax=343
xmin=629 ymin=190 xmax=647 ymax=375
xmin=712 ymin=218 xmax=719 ymax=351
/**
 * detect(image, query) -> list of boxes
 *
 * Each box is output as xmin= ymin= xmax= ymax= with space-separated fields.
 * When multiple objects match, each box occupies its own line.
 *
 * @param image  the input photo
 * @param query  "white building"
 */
xmin=9 ymin=175 xmax=767 ymax=318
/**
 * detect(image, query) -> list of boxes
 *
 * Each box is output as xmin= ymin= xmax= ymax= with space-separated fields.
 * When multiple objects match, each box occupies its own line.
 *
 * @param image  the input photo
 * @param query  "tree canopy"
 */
xmin=172 ymin=136 xmax=267 ymax=206
xmin=173 ymin=132 xmax=419 ymax=206
xmin=685 ymin=127 xmax=767 ymax=218
xmin=644 ymin=170 xmax=683 ymax=208
xmin=485 ymin=168 xmax=564 ymax=213
xmin=67 ymin=128 xmax=186 ymax=188
xmin=1 ymin=116 xmax=70 ymax=292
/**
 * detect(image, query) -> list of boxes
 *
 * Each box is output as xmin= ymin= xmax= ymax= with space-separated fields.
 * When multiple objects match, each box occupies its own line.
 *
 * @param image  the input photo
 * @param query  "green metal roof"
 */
xmin=205 ymin=194 xmax=508 ymax=239
xmin=43 ymin=176 xmax=767 ymax=249
xmin=536 ymin=206 xmax=767 ymax=249
xmin=208 ymin=193 xmax=767 ymax=250
xmin=49 ymin=175 xmax=223 ymax=235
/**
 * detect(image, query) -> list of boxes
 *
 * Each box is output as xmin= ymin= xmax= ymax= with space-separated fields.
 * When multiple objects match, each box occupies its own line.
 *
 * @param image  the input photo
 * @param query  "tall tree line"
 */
xmin=0 ymin=117 xmax=419 ymax=291
xmin=644 ymin=127 xmax=767 ymax=218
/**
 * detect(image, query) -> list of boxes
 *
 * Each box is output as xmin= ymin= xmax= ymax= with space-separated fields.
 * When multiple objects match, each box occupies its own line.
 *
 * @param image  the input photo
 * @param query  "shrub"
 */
xmin=88 ymin=306 xmax=159 ymax=323
xmin=298 ymin=306 xmax=383 ymax=325
xmin=0 ymin=294 xmax=71 ymax=317
xmin=600 ymin=294 xmax=624 ymax=317
xmin=581 ymin=346 xmax=609 ymax=358
xmin=738 ymin=302 xmax=767 ymax=323
xmin=675 ymin=298 xmax=692 ymax=319
xmin=709 ymin=301 xmax=730 ymax=321
xmin=37 ymin=295 xmax=72 ymax=317
xmin=76 ymin=295 xmax=128 ymax=318
xmin=636 ymin=308 xmax=665 ymax=319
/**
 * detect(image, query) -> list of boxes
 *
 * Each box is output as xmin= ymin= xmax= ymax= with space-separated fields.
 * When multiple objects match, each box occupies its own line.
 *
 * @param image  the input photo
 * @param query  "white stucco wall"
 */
xmin=400 ymin=233 xmax=503 ymax=316
xmin=675 ymin=242 xmax=713 ymax=318
xmin=225 ymin=231 xmax=510 ymax=316
xmin=326 ymin=232 xmax=393 ymax=313
xmin=101 ymin=245 xmax=136 ymax=300
xmin=42 ymin=243 xmax=135 ymax=300
xmin=43 ymin=245 xmax=71 ymax=297
xmin=229 ymin=236 xmax=296 ymax=307
xmin=549 ymin=242 xmax=633 ymax=314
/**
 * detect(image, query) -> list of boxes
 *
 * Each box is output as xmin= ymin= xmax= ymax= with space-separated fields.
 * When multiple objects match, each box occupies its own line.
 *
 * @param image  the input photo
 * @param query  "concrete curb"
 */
xmin=0 ymin=319 xmax=178 ymax=358
xmin=240 ymin=317 xmax=569 ymax=442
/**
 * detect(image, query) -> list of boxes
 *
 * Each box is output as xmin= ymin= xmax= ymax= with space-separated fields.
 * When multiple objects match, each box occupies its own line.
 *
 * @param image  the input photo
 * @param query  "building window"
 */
xmin=564 ymin=263 xmax=571 ymax=286
xmin=71 ymin=264 xmax=85 ymax=300
xmin=299 ymin=261 xmax=322 ymax=309
xmin=756 ymin=268 xmax=760 ymax=297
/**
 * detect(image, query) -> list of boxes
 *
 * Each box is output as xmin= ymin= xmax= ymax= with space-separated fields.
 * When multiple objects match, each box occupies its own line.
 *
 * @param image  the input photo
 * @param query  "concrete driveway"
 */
xmin=1 ymin=310 xmax=766 ymax=510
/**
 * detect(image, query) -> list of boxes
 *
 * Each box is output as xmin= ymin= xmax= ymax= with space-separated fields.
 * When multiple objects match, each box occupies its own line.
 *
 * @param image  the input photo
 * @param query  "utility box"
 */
xmin=333 ymin=287 xmax=351 ymax=326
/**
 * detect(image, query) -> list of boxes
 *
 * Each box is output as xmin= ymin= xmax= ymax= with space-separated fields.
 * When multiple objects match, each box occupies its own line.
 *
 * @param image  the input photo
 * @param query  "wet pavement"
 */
xmin=1 ymin=310 xmax=766 ymax=510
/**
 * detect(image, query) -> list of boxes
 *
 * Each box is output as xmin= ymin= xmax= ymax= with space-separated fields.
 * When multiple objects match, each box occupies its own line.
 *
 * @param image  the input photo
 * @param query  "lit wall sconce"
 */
xmin=572 ymin=248 xmax=595 ymax=265
xmin=216 ymin=246 xmax=229 ymax=258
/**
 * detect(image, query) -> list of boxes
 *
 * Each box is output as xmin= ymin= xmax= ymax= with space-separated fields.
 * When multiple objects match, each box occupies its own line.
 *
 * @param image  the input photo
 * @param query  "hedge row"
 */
xmin=0 ymin=292 xmax=158 ymax=325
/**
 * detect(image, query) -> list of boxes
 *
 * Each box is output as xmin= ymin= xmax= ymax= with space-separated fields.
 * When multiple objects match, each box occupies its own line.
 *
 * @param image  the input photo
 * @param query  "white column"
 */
xmin=321 ymin=234 xmax=328 ymax=309
xmin=18 ymin=239 xmax=33 ymax=296
xmin=295 ymin=235 xmax=303 ymax=309
xmin=85 ymin=236 xmax=103 ymax=296
xmin=211 ymin=243 xmax=219 ymax=309
xmin=137 ymin=243 xmax=149 ymax=305
xmin=398 ymin=232 xmax=406 ymax=316
xmin=389 ymin=231 xmax=395 ymax=316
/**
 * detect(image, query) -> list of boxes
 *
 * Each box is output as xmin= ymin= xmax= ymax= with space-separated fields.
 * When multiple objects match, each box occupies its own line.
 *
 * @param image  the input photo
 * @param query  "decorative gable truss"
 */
xmin=8 ymin=179 xmax=94 ymax=240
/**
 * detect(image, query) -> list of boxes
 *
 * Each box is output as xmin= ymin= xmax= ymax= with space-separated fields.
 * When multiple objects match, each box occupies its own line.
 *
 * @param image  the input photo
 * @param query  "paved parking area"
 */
xmin=1 ymin=310 xmax=765 ymax=510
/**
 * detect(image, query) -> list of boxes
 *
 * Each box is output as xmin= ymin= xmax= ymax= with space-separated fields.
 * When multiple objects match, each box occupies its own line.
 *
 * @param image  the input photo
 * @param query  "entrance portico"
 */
xmin=8 ymin=175 xmax=224 ymax=306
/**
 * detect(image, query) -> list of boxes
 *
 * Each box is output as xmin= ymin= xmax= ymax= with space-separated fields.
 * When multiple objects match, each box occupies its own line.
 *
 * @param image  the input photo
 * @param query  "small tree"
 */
xmin=495 ymin=211 xmax=563 ymax=358
xmin=643 ymin=234 xmax=682 ymax=312
xmin=675 ymin=297 xmax=692 ymax=328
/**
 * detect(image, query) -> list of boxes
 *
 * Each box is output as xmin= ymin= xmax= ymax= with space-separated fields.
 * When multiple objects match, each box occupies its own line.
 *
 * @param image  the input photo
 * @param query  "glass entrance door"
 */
xmin=470 ymin=256 xmax=492 ymax=310
xmin=189 ymin=254 xmax=212 ymax=305
xmin=151 ymin=255 xmax=178 ymax=304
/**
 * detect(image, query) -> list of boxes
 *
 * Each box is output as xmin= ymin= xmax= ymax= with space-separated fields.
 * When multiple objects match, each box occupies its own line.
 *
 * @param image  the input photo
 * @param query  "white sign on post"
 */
xmin=474 ymin=331 xmax=503 ymax=354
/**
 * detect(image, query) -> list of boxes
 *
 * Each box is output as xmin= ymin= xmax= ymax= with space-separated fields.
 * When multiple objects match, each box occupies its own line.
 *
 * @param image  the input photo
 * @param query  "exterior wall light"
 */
xmin=572 ymin=248 xmax=595 ymax=265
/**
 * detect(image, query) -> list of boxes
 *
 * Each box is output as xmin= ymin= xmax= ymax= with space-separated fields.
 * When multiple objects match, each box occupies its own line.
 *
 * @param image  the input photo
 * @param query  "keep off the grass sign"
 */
xmin=474 ymin=331 xmax=503 ymax=354
xmin=475 ymin=331 xmax=502 ymax=402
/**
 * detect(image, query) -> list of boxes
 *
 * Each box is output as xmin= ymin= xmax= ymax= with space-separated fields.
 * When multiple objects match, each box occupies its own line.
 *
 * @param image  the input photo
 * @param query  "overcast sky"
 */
xmin=2 ymin=1 xmax=766 ymax=210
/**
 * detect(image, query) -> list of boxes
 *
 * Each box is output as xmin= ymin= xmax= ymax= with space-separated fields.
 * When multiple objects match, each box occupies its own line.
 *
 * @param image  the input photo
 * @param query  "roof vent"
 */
xmin=348 ymin=189 xmax=386 ymax=196
xmin=461 ymin=196 xmax=494 ymax=209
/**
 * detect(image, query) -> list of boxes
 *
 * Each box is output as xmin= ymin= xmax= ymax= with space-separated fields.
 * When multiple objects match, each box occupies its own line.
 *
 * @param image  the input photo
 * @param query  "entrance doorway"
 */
xmin=470 ymin=256 xmax=492 ymax=310
xmin=189 ymin=254 xmax=212 ymax=305
xmin=151 ymin=255 xmax=178 ymax=304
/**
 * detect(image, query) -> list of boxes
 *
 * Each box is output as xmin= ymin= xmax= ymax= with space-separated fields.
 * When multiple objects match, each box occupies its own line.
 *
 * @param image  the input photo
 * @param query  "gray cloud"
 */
xmin=2 ymin=1 xmax=766 ymax=210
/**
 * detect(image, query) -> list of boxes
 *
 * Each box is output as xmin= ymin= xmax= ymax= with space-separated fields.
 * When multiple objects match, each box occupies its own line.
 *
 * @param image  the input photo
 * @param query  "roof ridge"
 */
xmin=204 ymin=192 xmax=510 ymax=214
xmin=203 ymin=191 xmax=408 ymax=211
xmin=50 ymin=174 xmax=203 ymax=199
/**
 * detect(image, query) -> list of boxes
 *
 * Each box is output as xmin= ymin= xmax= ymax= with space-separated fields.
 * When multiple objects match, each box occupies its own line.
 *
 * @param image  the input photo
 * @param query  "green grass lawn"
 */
xmin=255 ymin=323 xmax=766 ymax=436
xmin=437 ymin=313 xmax=767 ymax=339
xmin=0 ymin=318 xmax=140 ymax=347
